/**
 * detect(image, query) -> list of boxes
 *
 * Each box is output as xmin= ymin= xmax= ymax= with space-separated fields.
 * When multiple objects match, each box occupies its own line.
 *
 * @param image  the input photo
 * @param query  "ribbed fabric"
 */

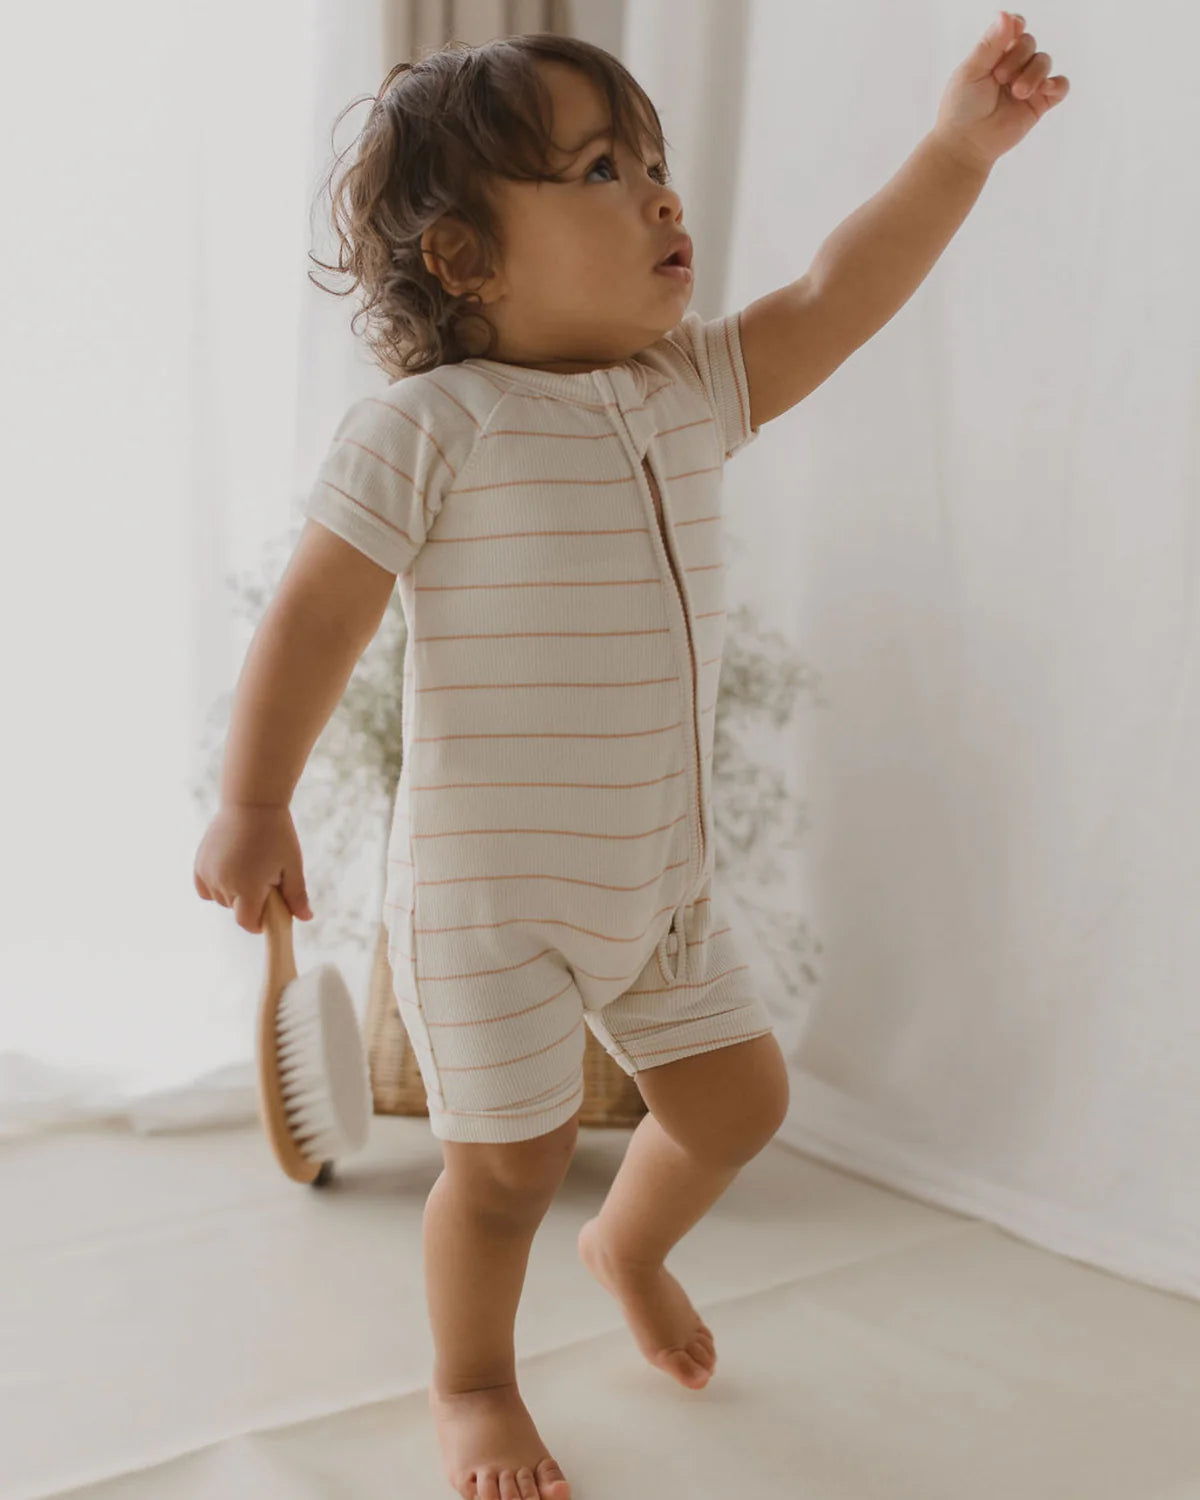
xmin=303 ymin=310 xmax=774 ymax=1142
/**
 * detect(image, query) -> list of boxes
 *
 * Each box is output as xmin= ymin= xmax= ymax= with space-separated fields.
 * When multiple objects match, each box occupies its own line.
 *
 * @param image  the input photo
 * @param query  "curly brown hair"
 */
xmin=307 ymin=33 xmax=670 ymax=381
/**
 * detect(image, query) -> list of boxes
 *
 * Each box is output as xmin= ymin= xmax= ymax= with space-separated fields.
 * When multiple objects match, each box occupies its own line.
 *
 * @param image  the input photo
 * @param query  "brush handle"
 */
xmin=256 ymin=886 xmax=322 ymax=1184
xmin=261 ymin=885 xmax=298 ymax=986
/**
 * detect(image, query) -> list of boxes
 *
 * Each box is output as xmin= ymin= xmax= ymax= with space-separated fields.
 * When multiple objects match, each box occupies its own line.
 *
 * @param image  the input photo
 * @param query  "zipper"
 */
xmin=641 ymin=451 xmax=706 ymax=884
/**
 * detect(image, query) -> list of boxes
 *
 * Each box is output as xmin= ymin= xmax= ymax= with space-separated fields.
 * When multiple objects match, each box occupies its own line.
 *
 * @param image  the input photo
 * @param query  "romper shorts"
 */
xmin=384 ymin=865 xmax=775 ymax=1145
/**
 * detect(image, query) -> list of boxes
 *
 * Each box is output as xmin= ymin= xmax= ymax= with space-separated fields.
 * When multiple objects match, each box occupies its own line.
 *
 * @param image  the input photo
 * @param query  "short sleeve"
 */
xmin=661 ymin=308 xmax=761 ymax=460
xmin=302 ymin=382 xmax=451 ymax=577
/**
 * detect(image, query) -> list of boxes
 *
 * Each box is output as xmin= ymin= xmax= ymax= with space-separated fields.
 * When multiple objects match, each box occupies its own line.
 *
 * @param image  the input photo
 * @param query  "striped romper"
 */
xmin=303 ymin=308 xmax=776 ymax=1143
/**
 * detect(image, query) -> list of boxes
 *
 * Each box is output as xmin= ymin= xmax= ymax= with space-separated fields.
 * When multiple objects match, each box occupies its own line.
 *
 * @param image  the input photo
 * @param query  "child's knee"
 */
xmin=638 ymin=1033 xmax=789 ymax=1168
xmin=440 ymin=1110 xmax=581 ymax=1213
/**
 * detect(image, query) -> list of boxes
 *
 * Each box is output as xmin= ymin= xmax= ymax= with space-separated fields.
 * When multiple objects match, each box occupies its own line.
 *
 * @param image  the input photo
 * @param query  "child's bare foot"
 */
xmin=426 ymin=1380 xmax=573 ymax=1500
xmin=429 ymin=1379 xmax=571 ymax=1500
xmin=577 ymin=1216 xmax=717 ymax=1389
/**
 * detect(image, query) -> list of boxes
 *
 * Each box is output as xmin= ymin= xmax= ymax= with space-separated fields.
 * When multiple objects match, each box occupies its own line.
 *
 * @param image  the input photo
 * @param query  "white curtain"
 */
xmin=626 ymin=0 xmax=1200 ymax=1302
xmin=0 ymin=0 xmax=576 ymax=1137
xmin=5 ymin=0 xmax=1199 ymax=1309
xmin=0 ymin=0 xmax=333 ymax=1135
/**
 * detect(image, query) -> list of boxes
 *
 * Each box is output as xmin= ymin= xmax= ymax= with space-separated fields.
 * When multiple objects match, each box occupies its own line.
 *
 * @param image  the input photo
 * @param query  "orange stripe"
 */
xmin=413 ymin=626 xmax=676 ymax=642
xmin=316 ymin=478 xmax=418 ymax=550
xmin=425 ymin=515 xmax=718 ymax=543
xmin=435 ymin=1077 xmax=584 ymax=1120
xmin=414 ymin=577 xmax=688 ymax=592
xmin=411 ymin=945 xmax=558 ymax=982
xmin=483 ymin=427 xmax=621 ymax=440
xmin=722 ymin=312 xmax=752 ymax=449
xmin=447 ymin=462 xmax=719 ymax=497
xmin=623 ymin=1027 xmax=770 ymax=1064
xmin=417 ymin=674 xmax=680 ymax=694
xmin=409 ymin=813 xmax=688 ymax=844
xmin=389 ymin=916 xmax=731 ymax=999
xmin=392 ymin=857 xmax=691 ymax=894
xmin=410 ymin=725 xmax=688 ymax=744
xmin=420 ymin=975 xmax=576 ymax=1026
xmin=360 ymin=397 xmax=458 ymax=479
xmin=424 ymin=377 xmax=486 ymax=431
xmin=436 ymin=1015 xmax=585 ymax=1072
xmin=391 ymin=904 xmax=694 ymax=949
xmin=621 ymin=969 xmax=754 ymax=1013
xmin=413 ymin=567 xmax=720 ymax=591
xmin=474 ymin=413 xmax=711 ymax=444
xmin=408 ymin=769 xmax=686 ymax=793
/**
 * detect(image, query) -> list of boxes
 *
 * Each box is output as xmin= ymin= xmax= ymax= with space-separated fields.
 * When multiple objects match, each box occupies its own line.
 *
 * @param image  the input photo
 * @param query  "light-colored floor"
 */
xmin=5 ymin=1111 xmax=1200 ymax=1500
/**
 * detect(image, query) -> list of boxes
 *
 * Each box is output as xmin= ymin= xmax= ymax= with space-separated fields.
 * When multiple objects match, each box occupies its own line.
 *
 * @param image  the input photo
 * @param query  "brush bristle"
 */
xmin=274 ymin=964 xmax=371 ymax=1162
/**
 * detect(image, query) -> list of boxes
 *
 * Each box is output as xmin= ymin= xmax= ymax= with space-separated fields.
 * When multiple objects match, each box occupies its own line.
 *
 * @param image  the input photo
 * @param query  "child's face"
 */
xmin=476 ymin=62 xmax=691 ymax=372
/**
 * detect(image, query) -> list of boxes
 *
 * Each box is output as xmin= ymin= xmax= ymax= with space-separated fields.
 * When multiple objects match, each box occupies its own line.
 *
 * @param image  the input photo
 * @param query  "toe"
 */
xmin=499 ymin=1471 xmax=522 ymax=1500
xmin=537 ymin=1457 xmax=571 ymax=1498
xmin=688 ymin=1337 xmax=715 ymax=1368
xmin=515 ymin=1468 xmax=539 ymax=1500
xmin=662 ymin=1348 xmax=708 ymax=1386
xmin=478 ymin=1473 xmax=501 ymax=1500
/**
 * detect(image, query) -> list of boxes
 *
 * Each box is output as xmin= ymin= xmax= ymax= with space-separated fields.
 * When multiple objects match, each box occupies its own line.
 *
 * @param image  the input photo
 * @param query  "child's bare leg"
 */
xmin=578 ymin=1034 xmax=789 ymax=1389
xmin=426 ymin=1119 xmax=578 ymax=1500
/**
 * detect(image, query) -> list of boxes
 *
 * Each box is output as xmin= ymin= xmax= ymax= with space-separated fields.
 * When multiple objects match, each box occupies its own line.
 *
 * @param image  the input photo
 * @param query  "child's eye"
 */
xmin=586 ymin=153 xmax=671 ymax=186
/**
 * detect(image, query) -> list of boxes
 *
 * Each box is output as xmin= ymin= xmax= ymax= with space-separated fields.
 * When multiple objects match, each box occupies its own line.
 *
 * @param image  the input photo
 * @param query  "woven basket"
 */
xmin=364 ymin=919 xmax=648 ymax=1129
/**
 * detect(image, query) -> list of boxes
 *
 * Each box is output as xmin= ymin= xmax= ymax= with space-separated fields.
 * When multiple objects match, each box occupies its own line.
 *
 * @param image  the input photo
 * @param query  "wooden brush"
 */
xmin=255 ymin=886 xmax=371 ymax=1186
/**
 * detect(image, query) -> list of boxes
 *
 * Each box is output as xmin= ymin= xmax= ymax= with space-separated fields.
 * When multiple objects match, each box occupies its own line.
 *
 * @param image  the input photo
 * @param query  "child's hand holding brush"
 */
xmin=193 ymin=802 xmax=314 ymax=935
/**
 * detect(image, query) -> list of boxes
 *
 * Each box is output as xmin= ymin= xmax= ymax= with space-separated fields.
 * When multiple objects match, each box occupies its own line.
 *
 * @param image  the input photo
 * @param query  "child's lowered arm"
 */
xmin=219 ymin=521 xmax=397 ymax=809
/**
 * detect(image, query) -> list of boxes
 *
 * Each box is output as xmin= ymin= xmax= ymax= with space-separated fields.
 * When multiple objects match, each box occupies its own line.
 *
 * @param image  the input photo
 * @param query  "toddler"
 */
xmin=194 ymin=17 xmax=1065 ymax=1498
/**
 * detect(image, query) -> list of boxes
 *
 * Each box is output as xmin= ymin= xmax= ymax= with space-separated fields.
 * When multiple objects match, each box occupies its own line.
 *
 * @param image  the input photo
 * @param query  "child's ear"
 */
xmin=420 ymin=214 xmax=498 ymax=301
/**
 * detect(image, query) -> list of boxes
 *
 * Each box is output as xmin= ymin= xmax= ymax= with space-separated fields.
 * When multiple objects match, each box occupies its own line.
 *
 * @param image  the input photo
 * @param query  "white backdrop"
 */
xmin=627 ymin=0 xmax=1200 ymax=1301
xmin=0 ymin=2 xmax=621 ymax=1139
xmin=0 ymin=0 xmax=329 ymax=1127
xmin=3 ymin=0 xmax=1197 ymax=1304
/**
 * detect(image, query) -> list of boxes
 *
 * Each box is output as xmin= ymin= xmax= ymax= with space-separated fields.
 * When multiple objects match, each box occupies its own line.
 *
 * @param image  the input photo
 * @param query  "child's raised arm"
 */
xmin=736 ymin=11 xmax=1069 ymax=430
